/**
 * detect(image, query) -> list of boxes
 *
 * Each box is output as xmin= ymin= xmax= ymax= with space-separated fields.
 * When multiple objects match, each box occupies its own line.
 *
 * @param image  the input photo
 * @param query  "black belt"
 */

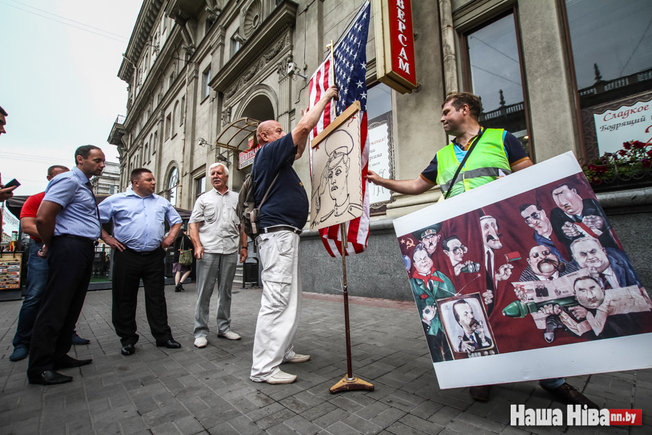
xmin=55 ymin=234 xmax=97 ymax=245
xmin=261 ymin=226 xmax=302 ymax=235
xmin=123 ymin=246 xmax=162 ymax=256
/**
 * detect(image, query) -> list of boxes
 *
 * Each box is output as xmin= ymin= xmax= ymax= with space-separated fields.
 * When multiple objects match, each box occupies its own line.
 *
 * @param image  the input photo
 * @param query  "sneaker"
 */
xmin=218 ymin=330 xmax=241 ymax=340
xmin=541 ymin=382 xmax=599 ymax=408
xmin=194 ymin=337 xmax=208 ymax=348
xmin=72 ymin=332 xmax=91 ymax=345
xmin=285 ymin=353 xmax=311 ymax=363
xmin=265 ymin=370 xmax=297 ymax=384
xmin=9 ymin=346 xmax=28 ymax=362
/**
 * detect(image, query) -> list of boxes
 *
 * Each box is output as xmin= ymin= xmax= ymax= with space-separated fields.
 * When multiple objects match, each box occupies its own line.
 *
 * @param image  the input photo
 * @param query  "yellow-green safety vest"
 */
xmin=435 ymin=128 xmax=512 ymax=198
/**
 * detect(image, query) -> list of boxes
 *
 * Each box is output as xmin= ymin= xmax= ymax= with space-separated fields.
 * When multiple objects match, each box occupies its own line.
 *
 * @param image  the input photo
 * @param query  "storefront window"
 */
xmin=566 ymin=0 xmax=652 ymax=156
xmin=167 ymin=167 xmax=179 ymax=206
xmin=367 ymin=83 xmax=394 ymax=211
xmin=464 ymin=13 xmax=530 ymax=154
xmin=195 ymin=175 xmax=206 ymax=199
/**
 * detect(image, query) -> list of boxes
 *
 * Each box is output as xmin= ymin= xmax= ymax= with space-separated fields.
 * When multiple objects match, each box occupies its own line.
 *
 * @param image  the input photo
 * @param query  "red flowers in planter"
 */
xmin=583 ymin=140 xmax=652 ymax=185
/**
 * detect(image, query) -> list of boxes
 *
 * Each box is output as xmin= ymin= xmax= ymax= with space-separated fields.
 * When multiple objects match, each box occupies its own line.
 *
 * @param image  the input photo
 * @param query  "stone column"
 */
xmin=518 ymin=0 xmax=581 ymax=161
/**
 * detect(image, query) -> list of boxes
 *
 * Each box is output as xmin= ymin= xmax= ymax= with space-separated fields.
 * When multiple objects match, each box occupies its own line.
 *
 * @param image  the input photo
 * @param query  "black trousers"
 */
xmin=112 ymin=247 xmax=172 ymax=346
xmin=28 ymin=236 xmax=94 ymax=377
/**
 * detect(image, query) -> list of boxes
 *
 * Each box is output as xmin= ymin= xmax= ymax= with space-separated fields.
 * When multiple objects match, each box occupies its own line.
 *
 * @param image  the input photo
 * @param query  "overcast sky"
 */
xmin=0 ymin=0 xmax=142 ymax=196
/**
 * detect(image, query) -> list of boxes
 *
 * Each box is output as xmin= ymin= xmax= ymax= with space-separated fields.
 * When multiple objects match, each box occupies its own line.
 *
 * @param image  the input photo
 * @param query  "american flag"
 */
xmin=308 ymin=1 xmax=370 ymax=257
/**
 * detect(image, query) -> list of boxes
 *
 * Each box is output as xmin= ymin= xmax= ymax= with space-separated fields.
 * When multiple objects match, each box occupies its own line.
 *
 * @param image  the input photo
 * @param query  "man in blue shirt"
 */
xmin=99 ymin=168 xmax=182 ymax=356
xmin=249 ymin=86 xmax=338 ymax=385
xmin=28 ymin=145 xmax=105 ymax=385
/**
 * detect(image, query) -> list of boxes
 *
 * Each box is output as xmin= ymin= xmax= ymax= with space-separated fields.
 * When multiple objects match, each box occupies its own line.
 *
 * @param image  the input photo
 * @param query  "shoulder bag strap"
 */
xmin=443 ymin=128 xmax=486 ymax=199
xmin=259 ymin=173 xmax=279 ymax=208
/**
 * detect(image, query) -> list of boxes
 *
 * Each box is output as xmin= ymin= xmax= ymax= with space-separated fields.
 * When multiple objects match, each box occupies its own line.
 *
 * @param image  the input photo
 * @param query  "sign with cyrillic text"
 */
xmin=593 ymin=98 xmax=652 ymax=154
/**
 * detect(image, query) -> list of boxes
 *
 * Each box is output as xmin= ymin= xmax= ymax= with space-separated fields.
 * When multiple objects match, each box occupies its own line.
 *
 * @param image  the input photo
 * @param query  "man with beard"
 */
xmin=519 ymin=245 xmax=578 ymax=342
xmin=550 ymin=182 xmax=619 ymax=251
xmin=570 ymin=237 xmax=640 ymax=289
xmin=519 ymin=202 xmax=567 ymax=261
xmin=410 ymin=243 xmax=456 ymax=362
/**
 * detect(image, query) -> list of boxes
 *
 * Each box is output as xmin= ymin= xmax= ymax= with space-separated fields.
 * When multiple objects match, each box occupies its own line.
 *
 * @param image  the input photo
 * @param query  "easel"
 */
xmin=323 ymin=39 xmax=373 ymax=393
xmin=329 ymin=222 xmax=374 ymax=393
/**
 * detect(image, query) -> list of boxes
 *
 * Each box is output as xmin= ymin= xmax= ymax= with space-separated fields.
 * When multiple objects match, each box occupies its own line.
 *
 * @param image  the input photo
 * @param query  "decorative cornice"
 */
xmin=118 ymin=0 xmax=164 ymax=83
xmin=211 ymin=1 xmax=298 ymax=93
xmin=222 ymin=31 xmax=292 ymax=102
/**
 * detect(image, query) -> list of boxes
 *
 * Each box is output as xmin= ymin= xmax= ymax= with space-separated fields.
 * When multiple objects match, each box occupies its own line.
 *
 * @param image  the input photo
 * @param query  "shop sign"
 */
xmin=593 ymin=99 xmax=652 ymax=154
xmin=368 ymin=118 xmax=392 ymax=205
xmin=373 ymin=0 xmax=417 ymax=94
xmin=238 ymin=145 xmax=260 ymax=169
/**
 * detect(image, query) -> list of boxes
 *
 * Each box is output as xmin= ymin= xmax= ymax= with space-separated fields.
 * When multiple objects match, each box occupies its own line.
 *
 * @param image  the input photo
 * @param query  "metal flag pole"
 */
xmin=327 ymin=38 xmax=373 ymax=393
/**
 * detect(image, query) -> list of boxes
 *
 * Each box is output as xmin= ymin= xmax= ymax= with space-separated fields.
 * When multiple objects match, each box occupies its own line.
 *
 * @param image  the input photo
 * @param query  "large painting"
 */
xmin=309 ymin=104 xmax=363 ymax=230
xmin=393 ymin=152 xmax=652 ymax=389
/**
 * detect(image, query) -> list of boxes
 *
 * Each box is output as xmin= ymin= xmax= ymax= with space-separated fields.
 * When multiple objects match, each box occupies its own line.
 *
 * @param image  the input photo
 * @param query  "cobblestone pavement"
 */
xmin=1 ymin=284 xmax=650 ymax=434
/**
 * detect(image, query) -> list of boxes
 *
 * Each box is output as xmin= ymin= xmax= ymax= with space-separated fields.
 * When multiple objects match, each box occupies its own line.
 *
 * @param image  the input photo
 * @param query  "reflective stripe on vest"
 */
xmin=435 ymin=128 xmax=512 ymax=198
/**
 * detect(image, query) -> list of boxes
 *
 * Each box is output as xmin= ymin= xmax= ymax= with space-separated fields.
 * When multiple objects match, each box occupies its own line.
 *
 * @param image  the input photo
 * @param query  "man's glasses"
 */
xmin=524 ymin=211 xmax=543 ymax=224
xmin=530 ymin=249 xmax=551 ymax=259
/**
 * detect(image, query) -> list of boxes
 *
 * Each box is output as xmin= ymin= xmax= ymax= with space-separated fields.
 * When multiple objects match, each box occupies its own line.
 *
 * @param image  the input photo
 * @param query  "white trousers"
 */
xmin=250 ymin=231 xmax=301 ymax=381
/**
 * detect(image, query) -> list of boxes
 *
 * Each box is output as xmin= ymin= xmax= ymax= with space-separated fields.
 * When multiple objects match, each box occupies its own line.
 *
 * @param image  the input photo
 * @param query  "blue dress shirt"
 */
xmin=43 ymin=166 xmax=101 ymax=239
xmin=98 ymin=188 xmax=182 ymax=252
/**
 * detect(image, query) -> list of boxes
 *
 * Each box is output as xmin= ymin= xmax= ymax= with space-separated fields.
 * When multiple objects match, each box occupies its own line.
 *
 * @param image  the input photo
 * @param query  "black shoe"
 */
xmin=469 ymin=385 xmax=492 ymax=402
xmin=156 ymin=338 xmax=181 ymax=349
xmin=175 ymin=284 xmax=185 ymax=292
xmin=71 ymin=332 xmax=91 ymax=345
xmin=54 ymin=355 xmax=93 ymax=369
xmin=121 ymin=344 xmax=136 ymax=356
xmin=9 ymin=346 xmax=28 ymax=362
xmin=28 ymin=370 xmax=73 ymax=385
xmin=541 ymin=382 xmax=599 ymax=408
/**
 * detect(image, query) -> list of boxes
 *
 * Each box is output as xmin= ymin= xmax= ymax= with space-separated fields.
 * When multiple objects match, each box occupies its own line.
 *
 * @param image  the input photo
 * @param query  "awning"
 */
xmin=214 ymin=117 xmax=259 ymax=152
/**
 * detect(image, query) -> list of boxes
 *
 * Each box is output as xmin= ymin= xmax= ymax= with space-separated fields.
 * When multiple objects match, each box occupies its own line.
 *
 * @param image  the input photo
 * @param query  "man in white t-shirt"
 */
xmin=189 ymin=163 xmax=247 ymax=348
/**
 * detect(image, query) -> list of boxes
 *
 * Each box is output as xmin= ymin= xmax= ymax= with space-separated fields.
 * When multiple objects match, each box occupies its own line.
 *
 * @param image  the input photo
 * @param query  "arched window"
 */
xmin=167 ymin=167 xmax=179 ymax=206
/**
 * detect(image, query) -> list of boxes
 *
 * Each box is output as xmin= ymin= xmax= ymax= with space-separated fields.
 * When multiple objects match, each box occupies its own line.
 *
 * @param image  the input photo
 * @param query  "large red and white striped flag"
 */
xmin=308 ymin=1 xmax=370 ymax=257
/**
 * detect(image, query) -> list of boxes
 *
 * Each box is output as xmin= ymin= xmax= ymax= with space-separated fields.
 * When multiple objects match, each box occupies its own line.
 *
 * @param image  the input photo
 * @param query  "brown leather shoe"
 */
xmin=541 ymin=382 xmax=599 ymax=408
xmin=469 ymin=385 xmax=491 ymax=402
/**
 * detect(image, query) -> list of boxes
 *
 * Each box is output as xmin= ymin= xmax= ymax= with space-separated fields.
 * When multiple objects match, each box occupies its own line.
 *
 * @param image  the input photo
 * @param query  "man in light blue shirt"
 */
xmin=28 ymin=145 xmax=105 ymax=385
xmin=99 ymin=168 xmax=182 ymax=356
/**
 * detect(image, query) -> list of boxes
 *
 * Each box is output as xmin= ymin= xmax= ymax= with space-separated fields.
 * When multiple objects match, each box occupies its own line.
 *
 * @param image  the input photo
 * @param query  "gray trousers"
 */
xmin=194 ymin=252 xmax=237 ymax=337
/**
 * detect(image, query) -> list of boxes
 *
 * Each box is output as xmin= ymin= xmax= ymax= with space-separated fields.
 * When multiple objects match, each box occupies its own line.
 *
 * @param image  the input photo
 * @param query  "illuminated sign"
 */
xmin=373 ymin=0 xmax=417 ymax=94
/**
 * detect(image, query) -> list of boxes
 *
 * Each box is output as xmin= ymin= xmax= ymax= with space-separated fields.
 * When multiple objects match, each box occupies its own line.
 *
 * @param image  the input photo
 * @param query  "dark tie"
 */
xmin=599 ymin=272 xmax=613 ymax=289
xmin=484 ymin=251 xmax=494 ymax=314
xmin=85 ymin=181 xmax=101 ymax=225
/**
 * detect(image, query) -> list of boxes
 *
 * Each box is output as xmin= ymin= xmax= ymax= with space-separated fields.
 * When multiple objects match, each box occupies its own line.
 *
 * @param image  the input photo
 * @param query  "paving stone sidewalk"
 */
xmin=1 ymin=284 xmax=650 ymax=434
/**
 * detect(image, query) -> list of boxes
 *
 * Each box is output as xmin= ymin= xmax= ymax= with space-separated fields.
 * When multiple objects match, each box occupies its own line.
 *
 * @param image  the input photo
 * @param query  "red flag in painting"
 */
xmin=308 ymin=1 xmax=371 ymax=257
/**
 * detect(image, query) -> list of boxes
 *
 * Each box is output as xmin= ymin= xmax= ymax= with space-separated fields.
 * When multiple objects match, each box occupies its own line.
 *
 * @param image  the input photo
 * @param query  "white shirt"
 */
xmin=189 ymin=188 xmax=240 ymax=254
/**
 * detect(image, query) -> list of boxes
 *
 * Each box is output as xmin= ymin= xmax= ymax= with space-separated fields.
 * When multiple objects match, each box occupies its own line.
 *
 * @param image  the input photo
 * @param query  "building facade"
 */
xmin=109 ymin=0 xmax=652 ymax=298
xmin=91 ymin=161 xmax=121 ymax=196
